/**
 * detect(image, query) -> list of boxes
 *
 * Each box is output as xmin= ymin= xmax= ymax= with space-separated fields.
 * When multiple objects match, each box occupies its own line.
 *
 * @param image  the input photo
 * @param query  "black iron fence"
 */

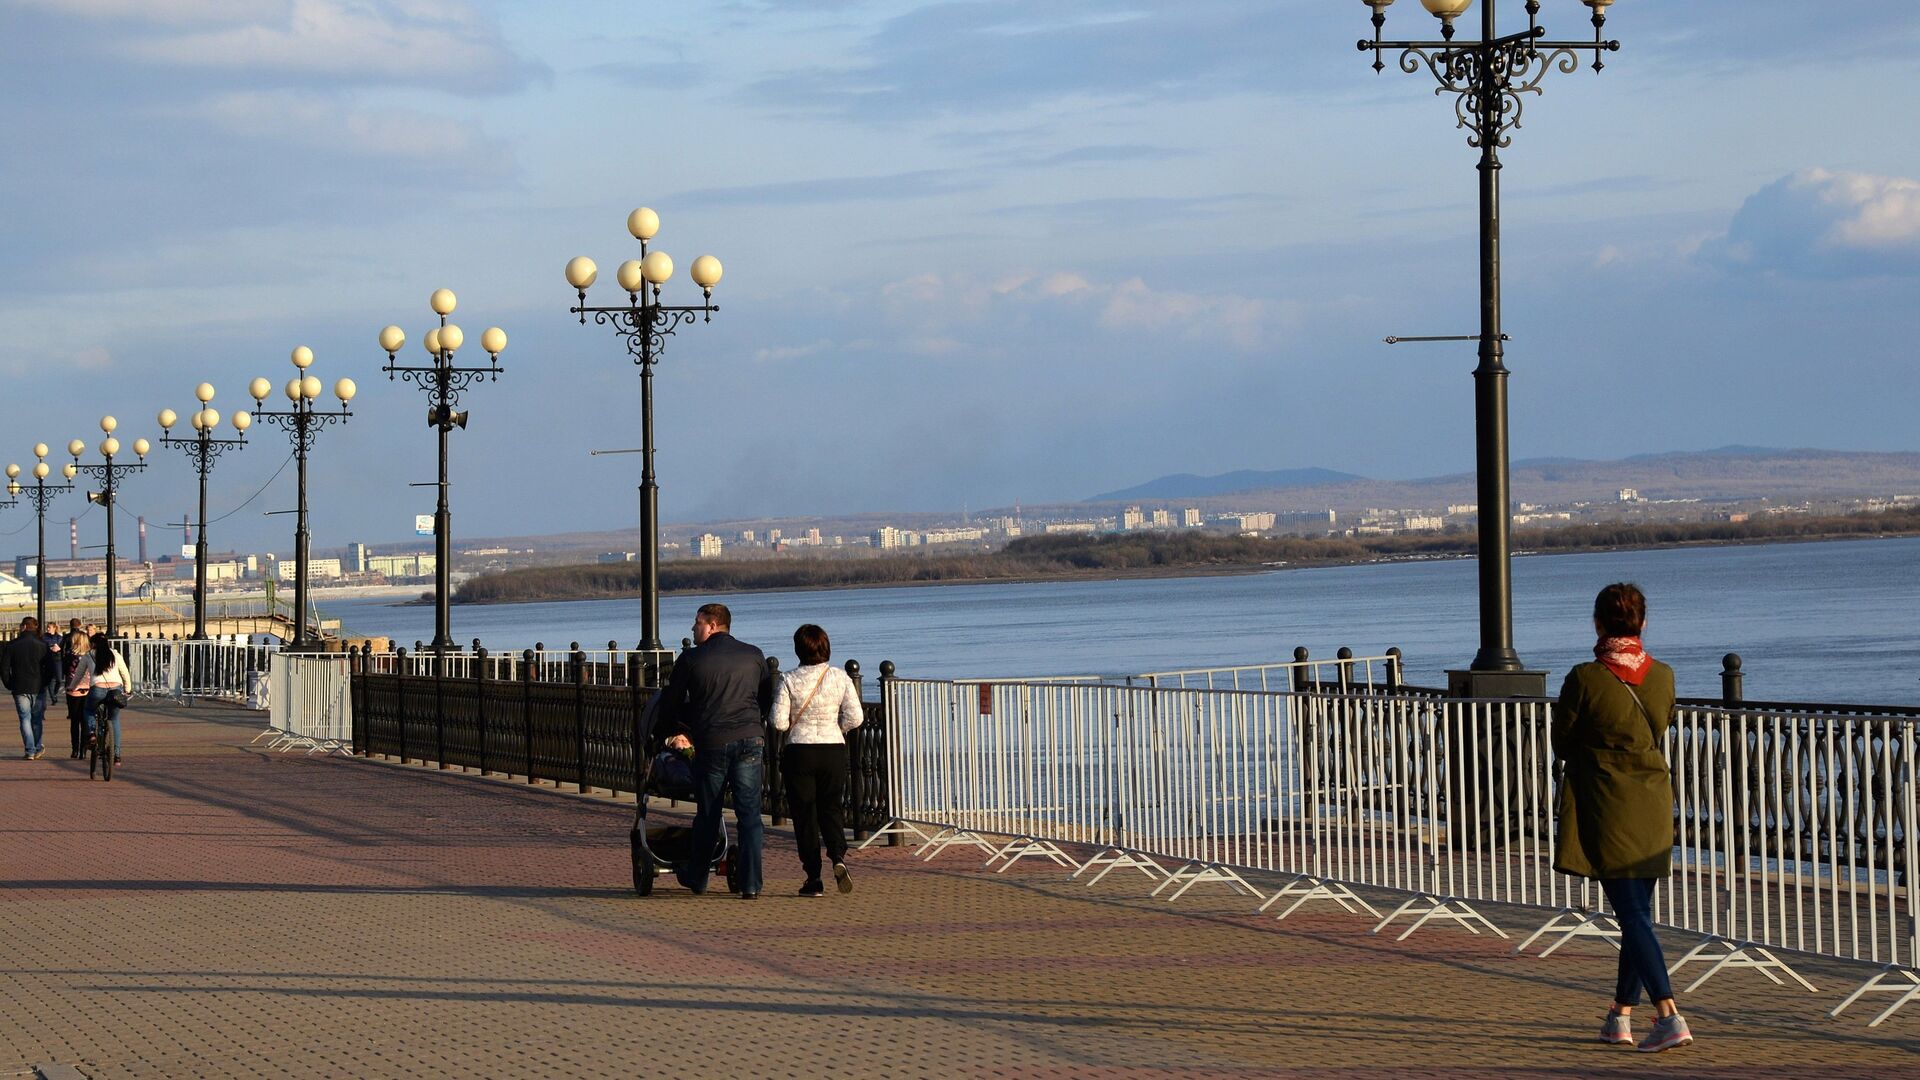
xmin=346 ymin=646 xmax=894 ymax=839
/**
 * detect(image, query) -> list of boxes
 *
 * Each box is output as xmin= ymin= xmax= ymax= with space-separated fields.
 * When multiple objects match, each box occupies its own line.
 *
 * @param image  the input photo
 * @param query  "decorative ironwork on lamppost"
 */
xmin=378 ymin=290 xmax=506 ymax=657
xmin=158 ymin=383 xmax=252 ymax=640
xmin=565 ymin=207 xmax=723 ymax=676
xmin=249 ymin=347 xmax=355 ymax=650
xmin=6 ymin=447 xmax=79 ymax=631
xmin=1358 ymin=0 xmax=1620 ymax=697
xmin=71 ymin=419 xmax=149 ymax=638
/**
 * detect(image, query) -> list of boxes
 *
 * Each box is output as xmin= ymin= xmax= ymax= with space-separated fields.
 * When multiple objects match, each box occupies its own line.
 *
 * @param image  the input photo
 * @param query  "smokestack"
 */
xmin=183 ymin=513 xmax=193 ymax=547
xmin=139 ymin=517 xmax=148 ymax=563
xmin=70 ymin=519 xmax=78 ymax=560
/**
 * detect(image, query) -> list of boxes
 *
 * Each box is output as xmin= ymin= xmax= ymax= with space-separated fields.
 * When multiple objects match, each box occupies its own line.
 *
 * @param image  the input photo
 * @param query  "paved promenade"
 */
xmin=2 ymin=702 xmax=1916 ymax=1079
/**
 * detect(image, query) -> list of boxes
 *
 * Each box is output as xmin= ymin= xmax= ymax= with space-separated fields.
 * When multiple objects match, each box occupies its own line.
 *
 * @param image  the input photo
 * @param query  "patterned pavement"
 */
xmin=2 ymin=701 xmax=1917 ymax=1079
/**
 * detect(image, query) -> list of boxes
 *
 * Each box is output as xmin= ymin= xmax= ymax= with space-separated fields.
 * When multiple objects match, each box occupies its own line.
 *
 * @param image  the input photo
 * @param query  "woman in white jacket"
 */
xmin=770 ymin=624 xmax=863 ymax=897
xmin=69 ymin=633 xmax=131 ymax=765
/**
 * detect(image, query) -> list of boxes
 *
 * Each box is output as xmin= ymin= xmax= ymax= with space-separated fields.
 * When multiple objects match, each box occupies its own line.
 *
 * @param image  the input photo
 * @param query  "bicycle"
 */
xmin=88 ymin=692 xmax=125 ymax=782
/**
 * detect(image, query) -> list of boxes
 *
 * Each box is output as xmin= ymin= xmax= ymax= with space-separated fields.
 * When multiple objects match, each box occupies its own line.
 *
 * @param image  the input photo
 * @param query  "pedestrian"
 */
xmin=659 ymin=603 xmax=772 ymax=899
xmin=1552 ymin=582 xmax=1692 ymax=1053
xmin=770 ymin=624 xmax=863 ymax=897
xmin=2 ymin=617 xmax=57 ymax=760
xmin=63 ymin=627 xmax=91 ymax=758
xmin=70 ymin=633 xmax=132 ymax=767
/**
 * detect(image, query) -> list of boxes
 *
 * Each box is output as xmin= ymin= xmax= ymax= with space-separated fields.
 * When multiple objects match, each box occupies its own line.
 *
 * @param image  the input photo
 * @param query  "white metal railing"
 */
xmin=262 ymin=653 xmax=353 ymax=754
xmin=1126 ymin=652 xmax=1404 ymax=692
xmin=115 ymin=638 xmax=277 ymax=709
xmin=878 ymin=677 xmax=1920 ymax=1025
xmin=356 ymin=647 xmax=635 ymax=684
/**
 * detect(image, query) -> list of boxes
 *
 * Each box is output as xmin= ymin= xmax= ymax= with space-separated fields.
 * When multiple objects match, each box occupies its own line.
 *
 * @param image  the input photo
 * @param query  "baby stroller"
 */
xmin=631 ymin=691 xmax=738 ymax=897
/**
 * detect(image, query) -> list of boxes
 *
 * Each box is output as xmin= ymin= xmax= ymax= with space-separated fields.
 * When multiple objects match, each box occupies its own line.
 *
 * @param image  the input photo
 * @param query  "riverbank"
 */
xmin=449 ymin=509 xmax=1920 ymax=606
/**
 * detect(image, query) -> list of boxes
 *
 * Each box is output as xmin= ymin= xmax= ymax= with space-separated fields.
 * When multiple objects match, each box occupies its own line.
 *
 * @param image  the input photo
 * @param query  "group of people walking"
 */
xmin=7 ymin=616 xmax=130 ymax=763
xmin=655 ymin=603 xmax=862 ymax=900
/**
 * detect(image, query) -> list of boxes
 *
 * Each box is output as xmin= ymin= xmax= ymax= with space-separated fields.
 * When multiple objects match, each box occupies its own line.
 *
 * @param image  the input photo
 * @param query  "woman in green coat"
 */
xmin=1552 ymin=583 xmax=1693 ymax=1053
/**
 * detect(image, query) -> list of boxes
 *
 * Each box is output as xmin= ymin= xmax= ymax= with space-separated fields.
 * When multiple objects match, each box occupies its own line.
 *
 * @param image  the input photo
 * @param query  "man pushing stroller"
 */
xmin=658 ymin=604 xmax=772 ymax=899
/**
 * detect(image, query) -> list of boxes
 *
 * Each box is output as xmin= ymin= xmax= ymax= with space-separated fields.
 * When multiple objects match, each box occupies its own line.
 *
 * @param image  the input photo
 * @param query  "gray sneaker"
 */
xmin=1637 ymin=1014 xmax=1692 ymax=1053
xmin=1599 ymin=1012 xmax=1633 ymax=1045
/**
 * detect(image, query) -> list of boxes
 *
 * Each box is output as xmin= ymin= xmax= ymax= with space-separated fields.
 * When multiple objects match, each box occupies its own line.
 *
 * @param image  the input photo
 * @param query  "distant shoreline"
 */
xmin=446 ymin=524 xmax=1920 ymax=607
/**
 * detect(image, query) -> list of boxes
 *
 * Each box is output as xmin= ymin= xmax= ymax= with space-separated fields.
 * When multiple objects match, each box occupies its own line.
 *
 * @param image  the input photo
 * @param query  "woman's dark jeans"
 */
xmin=783 ymin=743 xmax=849 ymax=883
xmin=1601 ymin=876 xmax=1673 ymax=1006
xmin=86 ymin=687 xmax=123 ymax=758
xmin=67 ymin=693 xmax=88 ymax=754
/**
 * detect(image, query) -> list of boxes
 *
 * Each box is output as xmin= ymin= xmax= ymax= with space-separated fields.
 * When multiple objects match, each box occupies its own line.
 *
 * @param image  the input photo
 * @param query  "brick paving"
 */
xmin=2 ymin=701 xmax=1917 ymax=1079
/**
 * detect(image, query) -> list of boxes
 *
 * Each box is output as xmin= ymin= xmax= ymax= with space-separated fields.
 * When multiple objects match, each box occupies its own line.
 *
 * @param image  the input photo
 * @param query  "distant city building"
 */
xmin=345 ymin=541 xmax=369 ymax=573
xmin=1120 ymin=506 xmax=1145 ymax=531
xmin=1617 ymin=488 xmax=1641 ymax=502
xmin=462 ymin=547 xmax=510 ymax=556
xmin=597 ymin=552 xmax=636 ymax=563
xmin=1403 ymin=515 xmax=1445 ymax=532
xmin=923 ymin=527 xmax=987 ymax=545
xmin=1150 ymin=508 xmax=1173 ymax=528
xmin=873 ymin=526 xmax=904 ymax=550
xmin=277 ymin=558 xmax=343 ymax=581
xmin=1224 ymin=512 xmax=1277 ymax=531
xmin=804 ymin=527 xmax=822 ymax=545
xmin=1182 ymin=507 xmax=1203 ymax=528
xmin=740 ymin=529 xmax=756 ymax=542
xmin=766 ymin=528 xmax=782 ymax=542
xmin=696 ymin=533 xmax=724 ymax=558
xmin=368 ymin=553 xmax=436 ymax=578
xmin=1044 ymin=522 xmax=1099 ymax=535
xmin=1446 ymin=503 xmax=1478 ymax=516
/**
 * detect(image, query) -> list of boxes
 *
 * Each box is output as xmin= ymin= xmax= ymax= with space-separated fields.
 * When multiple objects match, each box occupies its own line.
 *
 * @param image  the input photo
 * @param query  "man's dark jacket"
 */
xmin=657 ymin=632 xmax=770 ymax=754
xmin=1 ymin=631 xmax=55 ymax=695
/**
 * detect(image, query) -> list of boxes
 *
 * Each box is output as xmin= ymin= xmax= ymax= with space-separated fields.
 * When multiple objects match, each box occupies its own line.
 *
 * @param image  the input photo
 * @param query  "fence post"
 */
xmin=533 ymin=642 xmax=545 ymax=682
xmin=1292 ymin=646 xmax=1311 ymax=692
xmin=574 ymin=648 xmax=589 ymax=794
xmin=394 ymin=646 xmax=409 ymax=764
xmin=1721 ymin=653 xmax=1744 ymax=704
xmin=845 ymin=658 xmax=866 ymax=841
xmin=1337 ymin=646 xmax=1355 ymax=693
xmin=475 ymin=646 xmax=490 ymax=776
xmin=522 ymin=648 xmax=537 ymax=784
xmin=878 ymin=660 xmax=899 ymax=845
xmin=629 ymin=651 xmax=646 ymax=799
xmin=348 ymin=645 xmax=365 ymax=754
xmin=607 ymin=640 xmax=620 ymax=685
xmin=1386 ymin=646 xmax=1404 ymax=693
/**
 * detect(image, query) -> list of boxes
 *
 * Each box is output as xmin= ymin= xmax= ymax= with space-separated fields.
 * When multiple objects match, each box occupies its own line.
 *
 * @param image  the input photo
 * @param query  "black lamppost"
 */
xmin=157 ymin=383 xmax=251 ymax=640
xmin=70 ymin=418 xmax=149 ymax=638
xmin=378 ymin=290 xmax=506 ymax=656
xmin=6 ymin=447 xmax=79 ymax=631
xmin=248 ymin=347 xmax=355 ymax=650
xmin=1359 ymin=0 xmax=1619 ymax=697
xmin=565 ymin=207 xmax=723 ymax=676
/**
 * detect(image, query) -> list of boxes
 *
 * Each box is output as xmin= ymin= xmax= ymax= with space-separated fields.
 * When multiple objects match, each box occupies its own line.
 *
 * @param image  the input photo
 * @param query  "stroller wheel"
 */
xmin=630 ymin=829 xmax=654 ymax=897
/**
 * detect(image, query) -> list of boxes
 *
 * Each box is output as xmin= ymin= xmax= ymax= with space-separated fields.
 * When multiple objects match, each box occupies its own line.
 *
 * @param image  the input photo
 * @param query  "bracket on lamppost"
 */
xmin=7 ymin=446 xmax=78 ymax=630
xmin=70 ymin=419 xmax=149 ymax=638
xmin=378 ymin=290 xmax=506 ymax=658
xmin=158 ymin=384 xmax=252 ymax=640
xmin=565 ymin=206 xmax=724 ymax=667
xmin=249 ymin=347 xmax=355 ymax=650
xmin=1356 ymin=0 xmax=1621 ymax=695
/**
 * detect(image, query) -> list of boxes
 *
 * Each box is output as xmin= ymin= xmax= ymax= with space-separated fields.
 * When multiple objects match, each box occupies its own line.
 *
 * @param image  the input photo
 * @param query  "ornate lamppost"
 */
xmin=565 ymin=207 xmax=723 ymax=676
xmin=377 ymin=290 xmax=506 ymax=656
xmin=1358 ymin=0 xmax=1619 ymax=697
xmin=158 ymin=383 xmax=252 ymax=640
xmin=5 ymin=446 xmax=79 ymax=630
xmin=249 ymin=347 xmax=355 ymax=650
xmin=71 ymin=418 xmax=149 ymax=637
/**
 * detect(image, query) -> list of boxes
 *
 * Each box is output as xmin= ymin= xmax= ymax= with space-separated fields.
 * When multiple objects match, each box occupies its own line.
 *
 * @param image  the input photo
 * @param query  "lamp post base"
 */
xmin=1447 ymin=668 xmax=1549 ymax=700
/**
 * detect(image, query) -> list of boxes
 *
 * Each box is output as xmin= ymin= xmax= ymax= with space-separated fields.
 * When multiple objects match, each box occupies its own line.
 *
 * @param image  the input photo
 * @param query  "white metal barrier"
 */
xmin=115 ymin=638 xmax=277 ymax=709
xmin=878 ymin=676 xmax=1920 ymax=1026
xmin=358 ymin=647 xmax=634 ymax=684
xmin=264 ymin=653 xmax=353 ymax=754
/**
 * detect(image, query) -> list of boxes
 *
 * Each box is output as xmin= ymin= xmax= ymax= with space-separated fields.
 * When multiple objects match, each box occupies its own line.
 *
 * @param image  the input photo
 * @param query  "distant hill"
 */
xmin=1088 ymin=467 xmax=1364 ymax=503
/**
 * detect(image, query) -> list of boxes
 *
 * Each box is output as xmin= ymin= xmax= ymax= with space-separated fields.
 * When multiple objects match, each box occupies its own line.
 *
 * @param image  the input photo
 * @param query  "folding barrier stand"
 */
xmin=1072 ymin=847 xmax=1171 ymax=887
xmin=856 ymin=818 xmax=939 ymax=850
xmin=1371 ymin=894 xmax=1510 ymax=942
xmin=915 ymin=825 xmax=1002 ymax=862
xmin=1514 ymin=907 xmax=1622 ymax=957
xmin=1831 ymin=966 xmax=1920 ymax=1028
xmin=1667 ymin=936 xmax=1817 ymax=994
xmin=1152 ymin=861 xmax=1267 ymax=904
xmin=982 ymin=836 xmax=1083 ymax=874
xmin=1259 ymin=874 xmax=1382 ymax=922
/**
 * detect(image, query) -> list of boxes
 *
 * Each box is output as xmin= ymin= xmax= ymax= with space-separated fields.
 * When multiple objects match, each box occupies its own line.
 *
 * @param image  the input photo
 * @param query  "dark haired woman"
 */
xmin=69 ymin=633 xmax=131 ymax=767
xmin=1552 ymin=583 xmax=1691 ymax=1052
xmin=770 ymin=624 xmax=864 ymax=897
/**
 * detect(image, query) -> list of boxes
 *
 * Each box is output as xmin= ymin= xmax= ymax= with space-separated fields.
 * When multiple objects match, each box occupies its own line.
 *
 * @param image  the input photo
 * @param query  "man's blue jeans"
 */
xmin=13 ymin=692 xmax=45 ymax=756
xmin=679 ymin=736 xmax=765 ymax=896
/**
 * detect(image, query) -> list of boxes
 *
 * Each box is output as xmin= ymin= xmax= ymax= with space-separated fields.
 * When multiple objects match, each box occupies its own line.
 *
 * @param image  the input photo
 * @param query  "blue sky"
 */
xmin=3 ymin=1 xmax=1918 ymax=555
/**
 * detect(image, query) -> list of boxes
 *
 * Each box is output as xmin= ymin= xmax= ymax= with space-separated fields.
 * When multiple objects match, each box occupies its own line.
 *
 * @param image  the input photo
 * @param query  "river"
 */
xmin=320 ymin=536 xmax=1920 ymax=705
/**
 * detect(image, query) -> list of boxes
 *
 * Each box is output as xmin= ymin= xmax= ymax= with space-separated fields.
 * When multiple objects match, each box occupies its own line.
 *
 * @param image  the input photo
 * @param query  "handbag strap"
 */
xmin=791 ymin=666 xmax=831 ymax=725
xmin=1610 ymin=669 xmax=1655 ymax=732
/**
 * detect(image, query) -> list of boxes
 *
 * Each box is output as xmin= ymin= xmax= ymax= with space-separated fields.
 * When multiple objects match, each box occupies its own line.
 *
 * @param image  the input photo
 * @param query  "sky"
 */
xmin=2 ymin=1 xmax=1918 ymax=556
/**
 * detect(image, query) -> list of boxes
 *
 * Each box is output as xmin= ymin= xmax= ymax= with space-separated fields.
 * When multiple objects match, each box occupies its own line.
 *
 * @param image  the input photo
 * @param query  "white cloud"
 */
xmin=753 ymin=339 xmax=832 ymax=363
xmin=1708 ymin=168 xmax=1920 ymax=277
xmin=194 ymin=92 xmax=510 ymax=172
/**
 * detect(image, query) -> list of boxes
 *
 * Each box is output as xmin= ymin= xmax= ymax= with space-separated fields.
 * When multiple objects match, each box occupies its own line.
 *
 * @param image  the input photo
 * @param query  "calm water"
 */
xmin=322 ymin=536 xmax=1920 ymax=705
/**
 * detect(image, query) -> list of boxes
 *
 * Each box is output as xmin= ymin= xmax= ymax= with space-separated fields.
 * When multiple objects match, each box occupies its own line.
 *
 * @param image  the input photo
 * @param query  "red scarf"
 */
xmin=1595 ymin=636 xmax=1653 ymax=686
